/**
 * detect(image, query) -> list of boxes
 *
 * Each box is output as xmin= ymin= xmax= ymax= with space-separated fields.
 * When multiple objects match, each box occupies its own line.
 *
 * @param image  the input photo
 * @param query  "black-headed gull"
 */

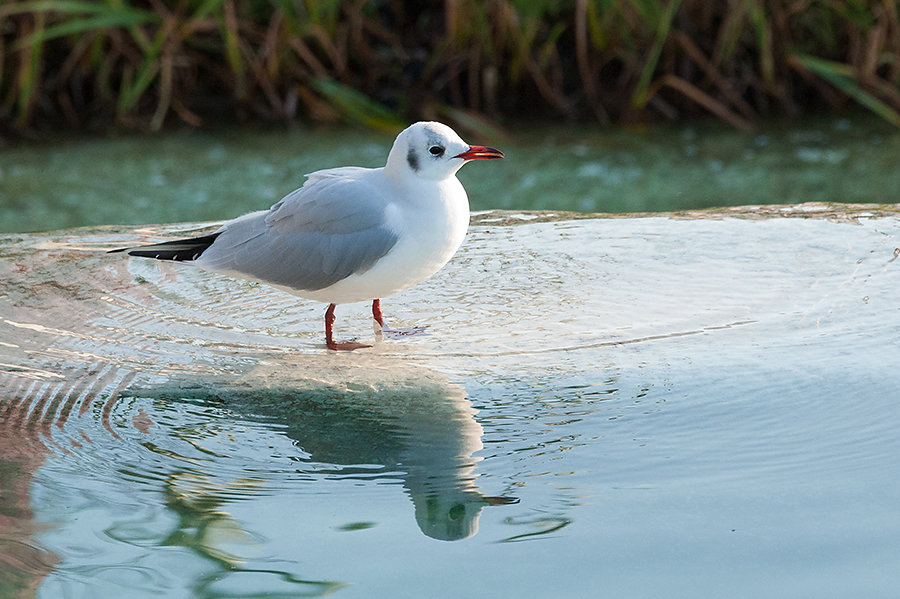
xmin=110 ymin=121 xmax=503 ymax=350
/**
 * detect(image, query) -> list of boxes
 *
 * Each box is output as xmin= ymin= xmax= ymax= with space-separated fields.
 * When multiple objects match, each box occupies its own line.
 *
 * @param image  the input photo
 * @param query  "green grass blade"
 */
xmin=793 ymin=54 xmax=853 ymax=77
xmin=632 ymin=0 xmax=682 ymax=108
xmin=115 ymin=66 xmax=133 ymax=117
xmin=118 ymin=58 xmax=160 ymax=112
xmin=15 ymin=20 xmax=45 ymax=127
xmin=793 ymin=54 xmax=900 ymax=127
xmin=715 ymin=0 xmax=749 ymax=66
xmin=12 ymin=11 xmax=160 ymax=51
xmin=219 ymin=1 xmax=245 ymax=97
xmin=0 ymin=0 xmax=116 ymax=17
xmin=311 ymin=77 xmax=404 ymax=132
xmin=190 ymin=0 xmax=226 ymax=22
xmin=626 ymin=0 xmax=662 ymax=25
xmin=747 ymin=0 xmax=773 ymax=84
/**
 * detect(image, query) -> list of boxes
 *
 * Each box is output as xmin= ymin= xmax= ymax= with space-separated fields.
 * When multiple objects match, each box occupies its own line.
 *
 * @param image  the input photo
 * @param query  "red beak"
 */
xmin=453 ymin=145 xmax=504 ymax=160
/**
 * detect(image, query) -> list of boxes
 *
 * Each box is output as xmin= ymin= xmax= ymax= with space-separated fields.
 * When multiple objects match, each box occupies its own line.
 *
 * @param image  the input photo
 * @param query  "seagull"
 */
xmin=110 ymin=121 xmax=503 ymax=350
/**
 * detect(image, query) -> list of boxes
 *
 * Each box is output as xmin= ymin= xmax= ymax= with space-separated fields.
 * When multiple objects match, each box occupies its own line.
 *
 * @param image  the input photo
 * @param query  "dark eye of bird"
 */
xmin=429 ymin=145 xmax=445 ymax=156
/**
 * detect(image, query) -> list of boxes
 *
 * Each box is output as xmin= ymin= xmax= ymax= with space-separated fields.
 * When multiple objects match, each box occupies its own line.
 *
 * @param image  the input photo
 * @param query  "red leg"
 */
xmin=324 ymin=303 xmax=370 ymax=351
xmin=372 ymin=299 xmax=384 ymax=329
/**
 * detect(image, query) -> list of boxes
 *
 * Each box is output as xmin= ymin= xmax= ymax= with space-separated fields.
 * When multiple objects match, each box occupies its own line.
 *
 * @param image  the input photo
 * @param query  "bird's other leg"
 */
xmin=372 ymin=298 xmax=385 ymax=330
xmin=324 ymin=303 xmax=370 ymax=351
xmin=371 ymin=299 xmax=428 ymax=339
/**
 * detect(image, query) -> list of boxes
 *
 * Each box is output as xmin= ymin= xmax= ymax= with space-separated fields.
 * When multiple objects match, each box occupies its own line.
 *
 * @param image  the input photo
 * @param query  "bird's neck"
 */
xmin=381 ymin=167 xmax=457 ymax=199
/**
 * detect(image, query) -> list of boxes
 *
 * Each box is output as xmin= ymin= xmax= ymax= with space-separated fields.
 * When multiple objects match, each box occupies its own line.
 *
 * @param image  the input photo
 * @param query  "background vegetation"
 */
xmin=2 ymin=0 xmax=900 ymax=135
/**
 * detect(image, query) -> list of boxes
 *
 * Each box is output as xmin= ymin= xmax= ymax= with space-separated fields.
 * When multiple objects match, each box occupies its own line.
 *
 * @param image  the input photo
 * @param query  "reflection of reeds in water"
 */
xmin=0 ymin=363 xmax=137 ymax=444
xmin=0 ymin=361 xmax=137 ymax=599
xmin=0 ymin=422 xmax=54 ymax=599
xmin=2 ymin=1 xmax=900 ymax=132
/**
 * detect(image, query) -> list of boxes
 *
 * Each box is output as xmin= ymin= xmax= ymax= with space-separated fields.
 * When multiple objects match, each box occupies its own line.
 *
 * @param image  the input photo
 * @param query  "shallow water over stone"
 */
xmin=1 ymin=206 xmax=899 ymax=597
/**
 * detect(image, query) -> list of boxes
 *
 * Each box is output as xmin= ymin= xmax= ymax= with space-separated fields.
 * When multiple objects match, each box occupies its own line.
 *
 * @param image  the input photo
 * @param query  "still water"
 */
xmin=1 ymin=205 xmax=899 ymax=597
xmin=2 ymin=114 xmax=899 ymax=233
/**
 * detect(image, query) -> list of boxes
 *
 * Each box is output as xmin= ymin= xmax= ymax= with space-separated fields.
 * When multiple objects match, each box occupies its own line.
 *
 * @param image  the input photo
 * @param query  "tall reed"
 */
xmin=2 ymin=0 xmax=899 ymax=133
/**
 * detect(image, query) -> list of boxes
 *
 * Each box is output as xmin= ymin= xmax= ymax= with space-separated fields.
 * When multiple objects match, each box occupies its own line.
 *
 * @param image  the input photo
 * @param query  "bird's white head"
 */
xmin=385 ymin=121 xmax=503 ymax=181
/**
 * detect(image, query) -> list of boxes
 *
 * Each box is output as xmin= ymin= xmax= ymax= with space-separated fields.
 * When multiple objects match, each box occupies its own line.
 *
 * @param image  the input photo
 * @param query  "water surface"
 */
xmin=1 ymin=206 xmax=899 ymax=597
xmin=2 ymin=115 xmax=898 ymax=233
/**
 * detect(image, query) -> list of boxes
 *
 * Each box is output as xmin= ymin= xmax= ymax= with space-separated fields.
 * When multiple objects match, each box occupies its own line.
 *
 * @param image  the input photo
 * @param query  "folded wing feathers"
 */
xmin=108 ymin=167 xmax=397 ymax=291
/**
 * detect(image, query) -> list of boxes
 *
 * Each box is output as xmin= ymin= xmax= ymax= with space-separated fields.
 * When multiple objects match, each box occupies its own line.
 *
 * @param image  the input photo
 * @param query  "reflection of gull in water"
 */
xmin=0 ymin=231 xmax=516 ymax=552
xmin=135 ymin=356 xmax=517 ymax=542
xmin=0 ymin=351 xmax=517 ymax=599
xmin=0 ymin=375 xmax=60 ymax=597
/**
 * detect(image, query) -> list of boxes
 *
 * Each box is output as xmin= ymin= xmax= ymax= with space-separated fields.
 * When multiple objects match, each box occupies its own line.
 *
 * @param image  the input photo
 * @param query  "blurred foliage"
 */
xmin=2 ymin=0 xmax=900 ymax=134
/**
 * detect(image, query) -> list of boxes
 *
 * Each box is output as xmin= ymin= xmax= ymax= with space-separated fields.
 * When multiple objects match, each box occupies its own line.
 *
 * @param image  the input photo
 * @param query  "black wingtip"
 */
xmin=107 ymin=232 xmax=221 ymax=262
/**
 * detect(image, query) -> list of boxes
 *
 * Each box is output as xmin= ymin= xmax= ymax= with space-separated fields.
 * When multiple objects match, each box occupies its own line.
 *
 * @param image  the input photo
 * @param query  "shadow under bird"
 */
xmin=110 ymin=121 xmax=503 ymax=350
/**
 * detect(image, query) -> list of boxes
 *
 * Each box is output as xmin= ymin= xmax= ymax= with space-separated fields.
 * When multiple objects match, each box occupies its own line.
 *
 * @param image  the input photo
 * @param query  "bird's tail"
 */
xmin=108 ymin=232 xmax=221 ymax=262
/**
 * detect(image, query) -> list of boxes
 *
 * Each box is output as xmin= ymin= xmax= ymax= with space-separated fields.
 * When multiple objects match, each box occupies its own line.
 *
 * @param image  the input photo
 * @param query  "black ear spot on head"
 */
xmin=407 ymin=147 xmax=420 ymax=171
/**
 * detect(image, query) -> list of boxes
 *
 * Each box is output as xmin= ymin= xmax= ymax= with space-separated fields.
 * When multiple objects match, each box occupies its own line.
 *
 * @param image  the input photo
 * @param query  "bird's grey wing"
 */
xmin=195 ymin=171 xmax=398 ymax=291
xmin=264 ymin=167 xmax=381 ymax=233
